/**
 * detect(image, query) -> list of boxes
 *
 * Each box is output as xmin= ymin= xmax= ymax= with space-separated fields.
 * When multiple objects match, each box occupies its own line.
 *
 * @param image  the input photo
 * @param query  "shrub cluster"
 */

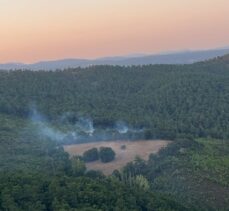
xmin=83 ymin=147 xmax=116 ymax=163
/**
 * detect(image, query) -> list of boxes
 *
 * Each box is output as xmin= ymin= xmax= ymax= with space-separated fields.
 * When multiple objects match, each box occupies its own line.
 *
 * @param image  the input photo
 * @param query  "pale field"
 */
xmin=64 ymin=140 xmax=171 ymax=175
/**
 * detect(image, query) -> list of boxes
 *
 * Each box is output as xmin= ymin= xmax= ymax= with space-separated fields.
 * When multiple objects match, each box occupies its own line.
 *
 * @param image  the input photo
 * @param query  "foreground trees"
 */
xmin=0 ymin=171 xmax=188 ymax=211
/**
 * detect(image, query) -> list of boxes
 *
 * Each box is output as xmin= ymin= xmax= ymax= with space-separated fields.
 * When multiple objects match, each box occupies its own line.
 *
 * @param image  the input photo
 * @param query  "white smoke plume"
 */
xmin=28 ymin=105 xmax=145 ymax=144
xmin=29 ymin=106 xmax=67 ymax=142
xmin=75 ymin=117 xmax=95 ymax=136
xmin=115 ymin=121 xmax=129 ymax=134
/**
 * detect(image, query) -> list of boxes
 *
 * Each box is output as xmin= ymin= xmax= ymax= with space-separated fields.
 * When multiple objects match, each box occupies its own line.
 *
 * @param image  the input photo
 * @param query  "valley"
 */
xmin=0 ymin=55 xmax=229 ymax=210
xmin=1 ymin=1 xmax=229 ymax=210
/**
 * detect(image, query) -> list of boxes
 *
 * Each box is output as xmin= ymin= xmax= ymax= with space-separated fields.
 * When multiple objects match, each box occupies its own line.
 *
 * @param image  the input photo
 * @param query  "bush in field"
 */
xmin=120 ymin=145 xmax=126 ymax=150
xmin=99 ymin=147 xmax=116 ymax=163
xmin=83 ymin=148 xmax=99 ymax=162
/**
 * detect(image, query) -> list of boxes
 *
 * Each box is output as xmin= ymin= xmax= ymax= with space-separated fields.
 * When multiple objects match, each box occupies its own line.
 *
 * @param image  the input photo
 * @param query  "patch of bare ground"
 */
xmin=64 ymin=140 xmax=171 ymax=175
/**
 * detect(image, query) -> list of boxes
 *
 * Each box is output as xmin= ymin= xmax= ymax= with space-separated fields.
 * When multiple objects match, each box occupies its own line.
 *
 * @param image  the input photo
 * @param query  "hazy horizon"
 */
xmin=1 ymin=0 xmax=229 ymax=63
xmin=1 ymin=46 xmax=229 ymax=65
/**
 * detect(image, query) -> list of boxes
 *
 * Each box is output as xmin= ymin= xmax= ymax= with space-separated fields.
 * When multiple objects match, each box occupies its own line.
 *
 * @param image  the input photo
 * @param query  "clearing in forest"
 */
xmin=64 ymin=140 xmax=170 ymax=175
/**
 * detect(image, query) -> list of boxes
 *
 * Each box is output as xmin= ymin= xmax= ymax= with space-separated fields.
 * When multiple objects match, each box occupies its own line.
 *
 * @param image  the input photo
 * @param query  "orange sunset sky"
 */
xmin=0 ymin=0 xmax=229 ymax=63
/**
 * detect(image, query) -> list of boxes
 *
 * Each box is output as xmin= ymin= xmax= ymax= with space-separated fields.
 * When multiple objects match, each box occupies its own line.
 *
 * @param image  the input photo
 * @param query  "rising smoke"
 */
xmin=28 ymin=106 xmax=145 ymax=144
xmin=29 ymin=106 xmax=66 ymax=142
xmin=116 ymin=121 xmax=129 ymax=134
xmin=75 ymin=117 xmax=95 ymax=136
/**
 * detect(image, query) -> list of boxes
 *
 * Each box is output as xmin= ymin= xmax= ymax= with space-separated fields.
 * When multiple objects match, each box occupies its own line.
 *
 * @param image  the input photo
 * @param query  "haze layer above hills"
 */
xmin=1 ymin=48 xmax=229 ymax=71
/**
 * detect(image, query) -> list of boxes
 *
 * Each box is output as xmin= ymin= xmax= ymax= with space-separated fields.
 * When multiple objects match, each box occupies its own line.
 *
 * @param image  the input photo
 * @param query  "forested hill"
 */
xmin=199 ymin=54 xmax=229 ymax=65
xmin=0 ymin=55 xmax=229 ymax=210
xmin=0 ymin=55 xmax=229 ymax=140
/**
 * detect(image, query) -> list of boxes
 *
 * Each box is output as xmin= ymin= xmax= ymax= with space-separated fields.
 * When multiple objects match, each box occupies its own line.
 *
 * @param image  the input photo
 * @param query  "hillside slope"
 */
xmin=121 ymin=139 xmax=229 ymax=210
xmin=0 ymin=55 xmax=229 ymax=210
xmin=0 ymin=55 xmax=229 ymax=140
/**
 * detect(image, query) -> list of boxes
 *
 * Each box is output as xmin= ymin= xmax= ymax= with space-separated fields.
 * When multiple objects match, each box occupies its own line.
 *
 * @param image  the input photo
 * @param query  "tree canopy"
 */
xmin=0 ymin=55 xmax=229 ymax=210
xmin=0 ymin=56 xmax=229 ymax=140
xmin=99 ymin=147 xmax=116 ymax=163
xmin=83 ymin=148 xmax=99 ymax=162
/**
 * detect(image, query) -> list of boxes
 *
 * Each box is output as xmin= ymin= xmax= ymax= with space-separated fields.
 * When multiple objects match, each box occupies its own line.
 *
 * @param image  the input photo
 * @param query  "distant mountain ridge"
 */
xmin=1 ymin=48 xmax=229 ymax=71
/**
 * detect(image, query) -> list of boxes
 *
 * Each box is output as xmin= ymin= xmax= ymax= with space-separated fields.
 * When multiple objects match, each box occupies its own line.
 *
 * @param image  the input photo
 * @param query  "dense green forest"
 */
xmin=122 ymin=138 xmax=229 ymax=210
xmin=0 ymin=113 xmax=189 ymax=210
xmin=0 ymin=55 xmax=229 ymax=210
xmin=1 ymin=55 xmax=229 ymax=140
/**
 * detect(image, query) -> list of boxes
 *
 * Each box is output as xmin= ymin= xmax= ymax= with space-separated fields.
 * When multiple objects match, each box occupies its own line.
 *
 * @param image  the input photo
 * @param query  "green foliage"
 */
xmin=123 ymin=139 xmax=229 ymax=210
xmin=99 ymin=147 xmax=116 ymax=163
xmin=0 ymin=113 xmax=187 ymax=210
xmin=0 ymin=114 xmax=71 ymax=175
xmin=122 ymin=156 xmax=147 ymax=176
xmin=1 ymin=56 xmax=229 ymax=210
xmin=83 ymin=148 xmax=99 ymax=162
xmin=71 ymin=156 xmax=86 ymax=176
xmin=0 ymin=56 xmax=229 ymax=140
xmin=0 ymin=172 xmax=188 ymax=211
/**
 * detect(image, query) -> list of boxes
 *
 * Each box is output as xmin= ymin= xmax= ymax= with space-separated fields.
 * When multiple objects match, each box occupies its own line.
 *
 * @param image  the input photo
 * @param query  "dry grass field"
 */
xmin=64 ymin=140 xmax=170 ymax=175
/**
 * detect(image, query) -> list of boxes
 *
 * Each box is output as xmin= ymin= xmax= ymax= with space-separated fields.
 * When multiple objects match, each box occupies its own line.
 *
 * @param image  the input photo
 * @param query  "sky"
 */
xmin=0 ymin=0 xmax=229 ymax=63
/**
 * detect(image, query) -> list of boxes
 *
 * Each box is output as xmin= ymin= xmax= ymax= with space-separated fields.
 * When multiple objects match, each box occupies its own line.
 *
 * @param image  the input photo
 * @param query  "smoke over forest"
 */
xmin=28 ymin=106 xmax=145 ymax=144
